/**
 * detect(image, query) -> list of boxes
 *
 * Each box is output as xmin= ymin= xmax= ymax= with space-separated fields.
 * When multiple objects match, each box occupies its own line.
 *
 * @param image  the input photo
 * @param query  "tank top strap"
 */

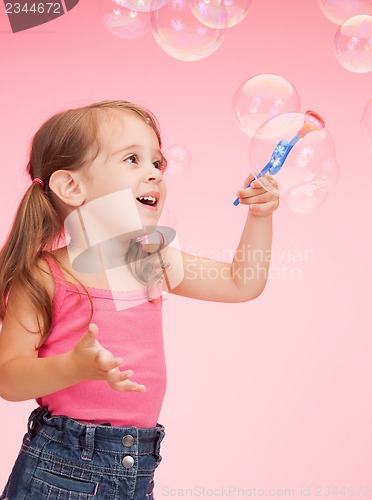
xmin=42 ymin=252 xmax=66 ymax=280
xmin=41 ymin=252 xmax=68 ymax=321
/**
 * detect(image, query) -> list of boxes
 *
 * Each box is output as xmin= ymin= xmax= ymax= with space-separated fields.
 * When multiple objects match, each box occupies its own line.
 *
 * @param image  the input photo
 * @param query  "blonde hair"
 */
xmin=0 ymin=100 xmax=169 ymax=346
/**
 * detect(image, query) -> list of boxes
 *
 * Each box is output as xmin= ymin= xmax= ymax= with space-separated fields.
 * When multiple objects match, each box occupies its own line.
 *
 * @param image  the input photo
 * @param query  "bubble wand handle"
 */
xmin=232 ymin=110 xmax=325 ymax=206
xmin=232 ymin=137 xmax=299 ymax=206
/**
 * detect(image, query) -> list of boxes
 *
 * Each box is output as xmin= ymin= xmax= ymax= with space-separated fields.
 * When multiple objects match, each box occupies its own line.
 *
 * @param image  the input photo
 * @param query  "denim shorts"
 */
xmin=0 ymin=406 xmax=165 ymax=500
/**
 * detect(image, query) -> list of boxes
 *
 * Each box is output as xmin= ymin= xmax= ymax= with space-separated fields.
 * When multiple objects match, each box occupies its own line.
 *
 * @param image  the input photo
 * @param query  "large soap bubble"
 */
xmin=150 ymin=0 xmax=225 ymax=61
xmin=190 ymin=0 xmax=252 ymax=29
xmin=361 ymin=97 xmax=372 ymax=154
xmin=99 ymin=0 xmax=151 ymax=39
xmin=318 ymin=0 xmax=372 ymax=24
xmin=334 ymin=15 xmax=372 ymax=72
xmin=233 ymin=74 xmax=301 ymax=137
xmin=249 ymin=111 xmax=336 ymax=197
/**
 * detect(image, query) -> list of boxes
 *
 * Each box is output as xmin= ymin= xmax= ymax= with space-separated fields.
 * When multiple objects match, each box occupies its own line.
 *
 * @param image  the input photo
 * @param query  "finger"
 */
xmin=105 ymin=369 xmax=144 ymax=388
xmin=236 ymin=186 xmax=266 ymax=200
xmin=249 ymin=200 xmax=279 ymax=215
xmin=250 ymin=180 xmax=265 ymax=189
xmin=81 ymin=323 xmax=99 ymax=347
xmin=243 ymin=172 xmax=255 ymax=187
xmin=106 ymin=368 xmax=133 ymax=382
xmin=103 ymin=357 xmax=123 ymax=372
xmin=129 ymin=382 xmax=147 ymax=392
xmin=238 ymin=192 xmax=275 ymax=205
xmin=109 ymin=378 xmax=147 ymax=393
xmin=260 ymin=175 xmax=280 ymax=192
xmin=96 ymin=350 xmax=119 ymax=371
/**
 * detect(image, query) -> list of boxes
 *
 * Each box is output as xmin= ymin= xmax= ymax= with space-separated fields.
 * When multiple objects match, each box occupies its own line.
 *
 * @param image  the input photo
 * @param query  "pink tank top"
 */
xmin=36 ymin=253 xmax=167 ymax=428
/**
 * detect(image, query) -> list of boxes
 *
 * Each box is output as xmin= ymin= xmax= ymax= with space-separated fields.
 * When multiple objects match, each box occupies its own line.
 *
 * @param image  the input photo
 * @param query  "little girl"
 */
xmin=0 ymin=100 xmax=279 ymax=499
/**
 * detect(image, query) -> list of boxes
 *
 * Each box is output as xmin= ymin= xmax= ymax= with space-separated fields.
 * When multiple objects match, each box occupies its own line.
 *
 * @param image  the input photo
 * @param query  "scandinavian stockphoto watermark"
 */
xmin=184 ymin=244 xmax=315 ymax=283
xmin=62 ymin=188 xmax=315 ymax=309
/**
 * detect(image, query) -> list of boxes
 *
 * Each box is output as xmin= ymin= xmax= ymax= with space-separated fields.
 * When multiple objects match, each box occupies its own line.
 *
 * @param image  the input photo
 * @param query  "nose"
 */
xmin=146 ymin=164 xmax=163 ymax=182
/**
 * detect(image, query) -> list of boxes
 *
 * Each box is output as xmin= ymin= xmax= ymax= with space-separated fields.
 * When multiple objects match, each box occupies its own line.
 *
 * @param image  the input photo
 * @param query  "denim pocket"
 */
xmin=29 ymin=467 xmax=99 ymax=499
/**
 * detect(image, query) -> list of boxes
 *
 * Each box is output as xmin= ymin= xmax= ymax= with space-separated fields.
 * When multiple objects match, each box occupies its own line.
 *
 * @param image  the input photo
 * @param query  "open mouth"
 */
xmin=136 ymin=195 xmax=158 ymax=208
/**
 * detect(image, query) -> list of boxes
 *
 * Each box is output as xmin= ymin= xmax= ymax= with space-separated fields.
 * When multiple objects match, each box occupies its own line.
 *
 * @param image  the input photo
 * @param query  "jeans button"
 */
xmin=122 ymin=434 xmax=134 ymax=447
xmin=122 ymin=455 xmax=134 ymax=468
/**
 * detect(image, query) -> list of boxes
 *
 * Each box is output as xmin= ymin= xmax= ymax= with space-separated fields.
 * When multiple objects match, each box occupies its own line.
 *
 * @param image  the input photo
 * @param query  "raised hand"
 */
xmin=68 ymin=323 xmax=146 ymax=393
xmin=235 ymin=173 xmax=280 ymax=216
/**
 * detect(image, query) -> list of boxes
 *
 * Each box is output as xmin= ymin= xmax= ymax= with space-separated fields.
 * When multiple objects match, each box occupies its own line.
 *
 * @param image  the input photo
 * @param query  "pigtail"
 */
xmin=0 ymin=180 xmax=62 ymax=338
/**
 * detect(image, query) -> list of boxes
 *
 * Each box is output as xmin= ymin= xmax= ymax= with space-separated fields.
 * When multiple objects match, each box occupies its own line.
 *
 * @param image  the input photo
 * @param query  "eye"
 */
xmin=153 ymin=158 xmax=167 ymax=172
xmin=124 ymin=154 xmax=138 ymax=164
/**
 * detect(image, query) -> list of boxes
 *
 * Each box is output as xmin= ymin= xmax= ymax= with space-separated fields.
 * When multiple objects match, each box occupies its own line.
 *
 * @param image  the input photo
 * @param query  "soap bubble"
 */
xmin=150 ymin=0 xmax=225 ymax=61
xmin=250 ymin=111 xmax=336 ymax=197
xmin=158 ymin=207 xmax=177 ymax=229
xmin=334 ymin=15 xmax=372 ymax=72
xmin=311 ymin=156 xmax=340 ymax=191
xmin=99 ymin=0 xmax=150 ymax=39
xmin=119 ymin=0 xmax=168 ymax=12
xmin=190 ymin=0 xmax=228 ymax=29
xmin=191 ymin=0 xmax=251 ymax=28
xmin=361 ymin=97 xmax=372 ymax=154
xmin=283 ymin=181 xmax=328 ymax=214
xmin=233 ymin=74 xmax=301 ymax=137
xmin=164 ymin=145 xmax=191 ymax=175
xmin=318 ymin=0 xmax=372 ymax=24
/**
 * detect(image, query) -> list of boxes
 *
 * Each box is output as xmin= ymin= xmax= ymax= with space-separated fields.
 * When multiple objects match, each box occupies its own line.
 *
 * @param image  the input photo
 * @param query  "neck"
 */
xmin=66 ymin=234 xmax=140 ymax=274
xmin=98 ymin=236 xmax=132 ymax=269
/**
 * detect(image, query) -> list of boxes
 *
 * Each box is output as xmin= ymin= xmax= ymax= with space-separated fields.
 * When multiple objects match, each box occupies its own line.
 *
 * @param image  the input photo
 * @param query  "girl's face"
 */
xmin=82 ymin=110 xmax=167 ymax=227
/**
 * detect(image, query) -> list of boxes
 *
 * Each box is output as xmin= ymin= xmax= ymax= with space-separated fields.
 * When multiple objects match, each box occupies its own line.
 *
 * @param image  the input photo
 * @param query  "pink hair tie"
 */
xmin=32 ymin=178 xmax=44 ymax=188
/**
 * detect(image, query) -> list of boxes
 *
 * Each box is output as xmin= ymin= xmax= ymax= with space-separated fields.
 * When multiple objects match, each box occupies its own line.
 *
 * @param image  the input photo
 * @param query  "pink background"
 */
xmin=0 ymin=0 xmax=371 ymax=495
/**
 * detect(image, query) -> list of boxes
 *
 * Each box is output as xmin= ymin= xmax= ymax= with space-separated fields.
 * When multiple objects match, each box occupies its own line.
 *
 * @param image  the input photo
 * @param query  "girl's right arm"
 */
xmin=0 ymin=259 xmax=146 ymax=402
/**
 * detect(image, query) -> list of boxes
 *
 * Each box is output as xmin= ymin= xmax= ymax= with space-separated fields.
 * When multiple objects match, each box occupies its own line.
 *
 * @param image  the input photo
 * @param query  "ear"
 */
xmin=49 ymin=170 xmax=86 ymax=207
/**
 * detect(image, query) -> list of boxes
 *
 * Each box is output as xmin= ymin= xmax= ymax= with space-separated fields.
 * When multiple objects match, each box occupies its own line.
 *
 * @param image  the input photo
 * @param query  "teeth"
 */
xmin=138 ymin=196 xmax=157 ymax=204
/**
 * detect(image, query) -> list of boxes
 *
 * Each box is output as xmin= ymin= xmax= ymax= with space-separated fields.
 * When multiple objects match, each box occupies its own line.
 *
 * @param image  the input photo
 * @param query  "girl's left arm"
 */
xmin=165 ymin=174 xmax=279 ymax=303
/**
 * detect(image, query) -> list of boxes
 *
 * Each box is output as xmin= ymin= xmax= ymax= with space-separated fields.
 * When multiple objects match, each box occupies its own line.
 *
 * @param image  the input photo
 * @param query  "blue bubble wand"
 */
xmin=233 ymin=110 xmax=325 ymax=206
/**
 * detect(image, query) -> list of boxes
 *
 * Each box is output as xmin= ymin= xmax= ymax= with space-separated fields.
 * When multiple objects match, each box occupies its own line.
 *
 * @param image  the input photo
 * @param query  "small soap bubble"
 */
xmin=283 ymin=181 xmax=328 ymax=214
xmin=334 ymin=14 xmax=372 ymax=72
xmin=150 ymin=0 xmax=225 ymax=61
xmin=164 ymin=145 xmax=191 ymax=175
xmin=99 ymin=0 xmax=150 ymax=39
xmin=249 ymin=112 xmax=335 ymax=197
xmin=190 ymin=0 xmax=251 ymax=28
xmin=233 ymin=74 xmax=301 ymax=137
xmin=318 ymin=0 xmax=372 ymax=24
xmin=158 ymin=207 xmax=177 ymax=229
xmin=361 ymin=97 xmax=372 ymax=154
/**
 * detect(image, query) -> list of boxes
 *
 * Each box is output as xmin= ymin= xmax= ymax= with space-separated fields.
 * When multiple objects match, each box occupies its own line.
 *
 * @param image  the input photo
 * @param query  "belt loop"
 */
xmin=27 ymin=406 xmax=47 ymax=439
xmin=81 ymin=425 xmax=96 ymax=461
xmin=154 ymin=427 xmax=165 ymax=460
